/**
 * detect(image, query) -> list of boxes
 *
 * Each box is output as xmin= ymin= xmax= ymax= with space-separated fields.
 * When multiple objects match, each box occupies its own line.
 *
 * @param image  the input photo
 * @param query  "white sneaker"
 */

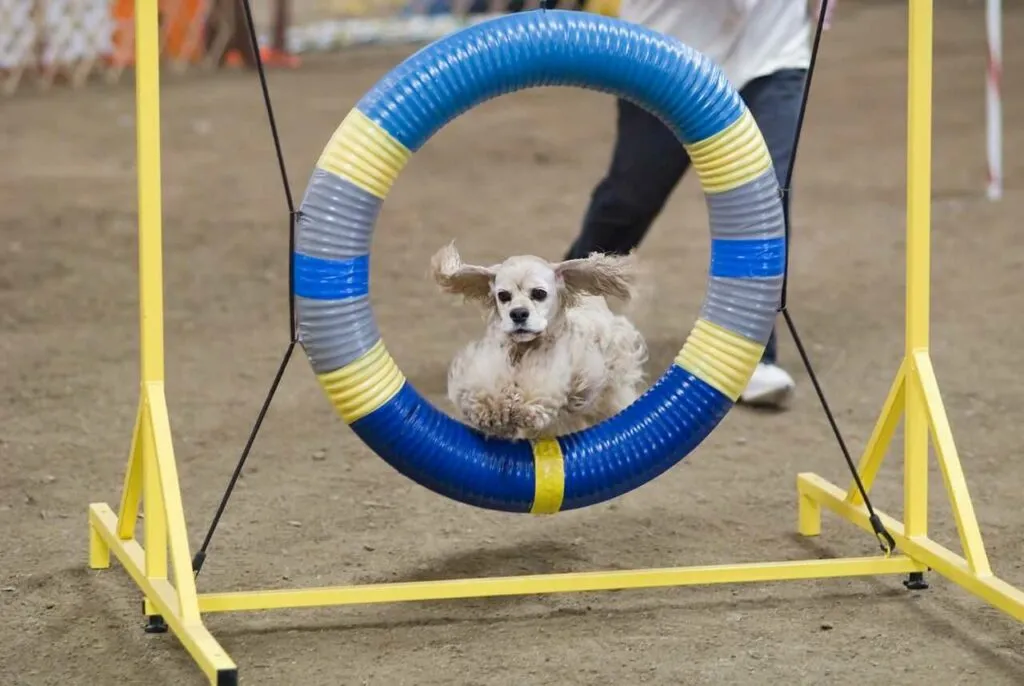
xmin=739 ymin=362 xmax=795 ymax=409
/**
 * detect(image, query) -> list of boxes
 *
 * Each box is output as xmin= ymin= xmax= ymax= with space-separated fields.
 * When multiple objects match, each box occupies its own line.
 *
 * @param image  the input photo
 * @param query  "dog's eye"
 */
xmin=530 ymin=288 xmax=548 ymax=302
xmin=497 ymin=290 xmax=512 ymax=303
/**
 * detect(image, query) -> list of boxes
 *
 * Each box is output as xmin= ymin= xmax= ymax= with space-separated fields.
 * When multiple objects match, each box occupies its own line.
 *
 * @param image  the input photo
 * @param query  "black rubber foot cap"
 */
xmin=144 ymin=614 xmax=169 ymax=634
xmin=903 ymin=571 xmax=929 ymax=591
xmin=217 ymin=668 xmax=238 ymax=686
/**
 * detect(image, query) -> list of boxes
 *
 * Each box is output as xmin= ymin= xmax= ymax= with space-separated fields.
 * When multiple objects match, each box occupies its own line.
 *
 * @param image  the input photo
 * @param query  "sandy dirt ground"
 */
xmin=3 ymin=2 xmax=1024 ymax=684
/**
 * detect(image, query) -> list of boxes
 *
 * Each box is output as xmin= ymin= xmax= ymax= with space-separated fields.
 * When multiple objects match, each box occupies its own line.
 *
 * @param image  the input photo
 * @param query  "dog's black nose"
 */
xmin=510 ymin=307 xmax=529 ymax=324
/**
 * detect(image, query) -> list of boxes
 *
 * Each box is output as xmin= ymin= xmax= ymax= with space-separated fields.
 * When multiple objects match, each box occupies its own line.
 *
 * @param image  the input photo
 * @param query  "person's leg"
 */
xmin=565 ymin=98 xmax=690 ymax=260
xmin=735 ymin=68 xmax=807 ymax=405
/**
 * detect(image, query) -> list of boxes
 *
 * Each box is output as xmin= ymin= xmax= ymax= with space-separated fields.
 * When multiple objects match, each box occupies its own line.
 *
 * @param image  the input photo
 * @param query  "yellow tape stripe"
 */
xmin=315 ymin=109 xmax=411 ymax=199
xmin=583 ymin=0 xmax=620 ymax=16
xmin=685 ymin=110 xmax=772 ymax=194
xmin=317 ymin=340 xmax=406 ymax=423
xmin=531 ymin=438 xmax=565 ymax=515
xmin=675 ymin=318 xmax=765 ymax=401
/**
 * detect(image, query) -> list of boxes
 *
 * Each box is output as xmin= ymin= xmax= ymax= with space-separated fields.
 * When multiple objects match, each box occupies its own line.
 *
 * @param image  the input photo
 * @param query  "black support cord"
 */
xmin=193 ymin=0 xmax=300 ymax=575
xmin=239 ymin=0 xmax=299 ymax=340
xmin=239 ymin=0 xmax=296 ymax=217
xmin=194 ymin=0 xmax=894 ymax=577
xmin=779 ymin=0 xmax=830 ymax=310
xmin=777 ymin=0 xmax=896 ymax=556
xmin=192 ymin=341 xmax=297 ymax=575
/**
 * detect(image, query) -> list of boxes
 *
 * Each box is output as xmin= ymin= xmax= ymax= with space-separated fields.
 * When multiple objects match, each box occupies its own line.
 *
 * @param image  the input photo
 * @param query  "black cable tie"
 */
xmin=869 ymin=514 xmax=897 ymax=557
xmin=288 ymin=210 xmax=299 ymax=342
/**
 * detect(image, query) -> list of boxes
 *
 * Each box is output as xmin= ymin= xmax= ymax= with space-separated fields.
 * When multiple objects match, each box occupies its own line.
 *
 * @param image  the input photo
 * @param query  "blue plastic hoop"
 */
xmin=293 ymin=10 xmax=786 ymax=514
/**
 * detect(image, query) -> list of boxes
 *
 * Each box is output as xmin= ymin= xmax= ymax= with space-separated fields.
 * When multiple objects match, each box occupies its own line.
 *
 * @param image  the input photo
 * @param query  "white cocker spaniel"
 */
xmin=430 ymin=242 xmax=648 ymax=440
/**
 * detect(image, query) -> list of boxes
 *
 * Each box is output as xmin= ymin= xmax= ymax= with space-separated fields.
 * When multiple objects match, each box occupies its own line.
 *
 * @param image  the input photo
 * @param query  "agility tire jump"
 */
xmin=293 ymin=9 xmax=786 ymax=515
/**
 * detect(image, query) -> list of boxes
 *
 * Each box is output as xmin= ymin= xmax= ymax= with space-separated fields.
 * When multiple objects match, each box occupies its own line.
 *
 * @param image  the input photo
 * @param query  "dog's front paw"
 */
xmin=461 ymin=387 xmax=522 ymax=439
xmin=518 ymin=399 xmax=559 ymax=438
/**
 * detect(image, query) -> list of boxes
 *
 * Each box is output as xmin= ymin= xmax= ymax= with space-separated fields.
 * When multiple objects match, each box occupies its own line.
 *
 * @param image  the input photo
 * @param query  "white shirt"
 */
xmin=619 ymin=0 xmax=813 ymax=90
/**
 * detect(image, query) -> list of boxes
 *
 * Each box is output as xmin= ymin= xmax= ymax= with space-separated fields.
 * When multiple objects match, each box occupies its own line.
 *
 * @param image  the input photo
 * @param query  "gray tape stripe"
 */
xmin=700 ymin=275 xmax=783 ymax=345
xmin=706 ymin=169 xmax=786 ymax=240
xmin=296 ymin=295 xmax=380 ymax=375
xmin=701 ymin=167 xmax=785 ymax=344
xmin=296 ymin=169 xmax=381 ymax=260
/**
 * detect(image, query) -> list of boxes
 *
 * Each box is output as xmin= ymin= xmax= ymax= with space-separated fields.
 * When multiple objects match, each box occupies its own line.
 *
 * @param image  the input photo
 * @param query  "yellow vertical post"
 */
xmin=136 ymin=2 xmax=163 ymax=382
xmin=903 ymin=0 xmax=933 ymax=538
xmin=135 ymin=0 xmax=168 ymax=577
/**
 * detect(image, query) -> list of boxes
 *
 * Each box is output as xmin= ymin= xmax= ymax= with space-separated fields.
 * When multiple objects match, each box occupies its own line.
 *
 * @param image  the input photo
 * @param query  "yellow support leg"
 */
xmin=798 ymin=474 xmax=822 ymax=537
xmin=141 ymin=401 xmax=168 ymax=582
xmin=116 ymin=398 xmax=144 ymax=540
xmin=89 ymin=515 xmax=110 ymax=570
xmin=89 ymin=383 xmax=234 ymax=682
xmin=146 ymin=384 xmax=203 ymax=623
xmin=90 ymin=504 xmax=236 ymax=683
xmin=912 ymin=352 xmax=991 ymax=575
xmin=845 ymin=360 xmax=906 ymax=506
xmin=798 ymin=475 xmax=1024 ymax=622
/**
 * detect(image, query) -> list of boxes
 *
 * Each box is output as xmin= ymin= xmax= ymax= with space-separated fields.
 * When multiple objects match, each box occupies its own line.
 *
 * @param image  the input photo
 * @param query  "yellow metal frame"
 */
xmin=87 ymin=1 xmax=1024 ymax=683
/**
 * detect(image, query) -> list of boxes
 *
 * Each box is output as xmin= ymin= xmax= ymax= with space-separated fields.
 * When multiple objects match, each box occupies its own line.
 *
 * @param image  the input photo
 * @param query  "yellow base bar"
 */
xmin=797 ymin=474 xmax=1024 ymax=622
xmin=196 ymin=556 xmax=922 ymax=614
xmin=89 ymin=504 xmax=236 ymax=684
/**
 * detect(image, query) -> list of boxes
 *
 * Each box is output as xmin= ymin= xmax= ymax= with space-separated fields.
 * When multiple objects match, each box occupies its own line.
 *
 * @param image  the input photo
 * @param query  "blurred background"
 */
xmin=0 ymin=0 xmax=619 ymax=93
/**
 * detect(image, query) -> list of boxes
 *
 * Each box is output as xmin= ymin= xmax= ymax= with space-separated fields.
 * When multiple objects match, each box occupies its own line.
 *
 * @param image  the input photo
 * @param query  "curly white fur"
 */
xmin=431 ymin=242 xmax=648 ymax=440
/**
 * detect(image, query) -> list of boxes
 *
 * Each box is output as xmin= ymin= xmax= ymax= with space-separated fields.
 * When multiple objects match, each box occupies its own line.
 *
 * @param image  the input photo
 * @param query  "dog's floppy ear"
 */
xmin=430 ymin=242 xmax=495 ymax=302
xmin=554 ymin=251 xmax=638 ymax=302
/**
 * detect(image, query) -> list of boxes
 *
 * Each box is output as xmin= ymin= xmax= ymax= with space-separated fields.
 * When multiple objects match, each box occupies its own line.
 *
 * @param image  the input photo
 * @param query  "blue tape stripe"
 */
xmin=709 ymin=237 xmax=786 ymax=279
xmin=356 ymin=11 xmax=742 ymax=152
xmin=293 ymin=253 xmax=369 ymax=300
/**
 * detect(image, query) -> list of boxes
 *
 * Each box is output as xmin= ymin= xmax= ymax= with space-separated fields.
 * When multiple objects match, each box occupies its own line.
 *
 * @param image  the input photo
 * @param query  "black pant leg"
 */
xmin=565 ymin=98 xmax=691 ymax=260
xmin=566 ymin=74 xmax=807 ymax=370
